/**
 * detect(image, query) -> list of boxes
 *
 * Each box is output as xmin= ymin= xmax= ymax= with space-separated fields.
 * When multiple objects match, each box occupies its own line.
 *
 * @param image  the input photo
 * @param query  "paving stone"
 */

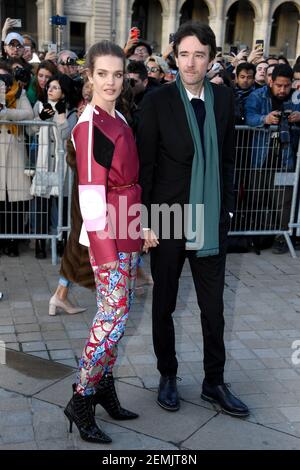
xmin=22 ymin=342 xmax=47 ymax=352
xmin=17 ymin=332 xmax=43 ymax=342
xmin=49 ymin=349 xmax=75 ymax=360
xmin=15 ymin=324 xmax=41 ymax=334
xmin=182 ymin=413 xmax=300 ymax=450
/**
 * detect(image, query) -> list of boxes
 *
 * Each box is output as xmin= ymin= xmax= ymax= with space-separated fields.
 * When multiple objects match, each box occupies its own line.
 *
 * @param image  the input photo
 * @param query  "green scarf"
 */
xmin=176 ymin=75 xmax=220 ymax=257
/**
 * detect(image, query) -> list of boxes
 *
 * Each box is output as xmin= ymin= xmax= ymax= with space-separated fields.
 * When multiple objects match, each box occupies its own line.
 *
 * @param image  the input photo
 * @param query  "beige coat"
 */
xmin=0 ymin=90 xmax=34 ymax=202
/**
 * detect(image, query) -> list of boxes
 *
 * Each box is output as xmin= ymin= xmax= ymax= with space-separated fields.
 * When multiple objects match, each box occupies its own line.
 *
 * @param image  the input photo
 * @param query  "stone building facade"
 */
xmin=1 ymin=1 xmax=300 ymax=60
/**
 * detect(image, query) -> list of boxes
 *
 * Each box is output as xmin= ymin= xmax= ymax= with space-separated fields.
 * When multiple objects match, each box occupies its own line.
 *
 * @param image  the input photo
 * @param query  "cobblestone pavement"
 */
xmin=0 ymin=242 xmax=300 ymax=449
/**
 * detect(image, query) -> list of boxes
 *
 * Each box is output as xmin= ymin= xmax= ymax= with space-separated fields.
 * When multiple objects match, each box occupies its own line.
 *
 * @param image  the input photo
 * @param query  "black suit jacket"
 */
xmin=136 ymin=81 xmax=235 ymax=229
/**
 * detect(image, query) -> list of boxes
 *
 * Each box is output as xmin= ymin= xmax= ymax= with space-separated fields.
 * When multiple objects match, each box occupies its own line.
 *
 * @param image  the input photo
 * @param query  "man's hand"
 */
xmin=247 ymin=47 xmax=264 ymax=65
xmin=99 ymin=260 xmax=119 ymax=271
xmin=2 ymin=18 xmax=16 ymax=41
xmin=124 ymin=36 xmax=139 ymax=55
xmin=142 ymin=229 xmax=159 ymax=253
xmin=288 ymin=111 xmax=300 ymax=123
xmin=162 ymin=42 xmax=174 ymax=60
xmin=44 ymin=51 xmax=57 ymax=62
xmin=265 ymin=111 xmax=281 ymax=125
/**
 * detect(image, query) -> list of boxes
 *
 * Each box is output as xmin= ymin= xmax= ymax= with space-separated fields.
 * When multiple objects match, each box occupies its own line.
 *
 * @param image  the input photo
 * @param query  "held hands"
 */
xmin=142 ymin=229 xmax=159 ymax=253
xmin=39 ymin=103 xmax=55 ymax=120
xmin=99 ymin=260 xmax=119 ymax=271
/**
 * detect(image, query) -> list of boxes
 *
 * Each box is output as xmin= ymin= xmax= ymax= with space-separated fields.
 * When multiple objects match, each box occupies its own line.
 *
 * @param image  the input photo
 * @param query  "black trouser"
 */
xmin=150 ymin=218 xmax=229 ymax=386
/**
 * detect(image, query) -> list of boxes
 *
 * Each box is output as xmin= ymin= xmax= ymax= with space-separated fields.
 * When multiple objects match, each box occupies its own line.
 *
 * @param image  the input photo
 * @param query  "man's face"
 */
xmin=266 ymin=66 xmax=275 ymax=85
xmin=58 ymin=54 xmax=78 ymax=77
xmin=255 ymin=63 xmax=268 ymax=84
xmin=270 ymin=76 xmax=292 ymax=100
xmin=293 ymin=71 xmax=300 ymax=89
xmin=128 ymin=72 xmax=148 ymax=95
xmin=5 ymin=40 xmax=24 ymax=58
xmin=134 ymin=46 xmax=149 ymax=61
xmin=175 ymin=35 xmax=213 ymax=90
xmin=23 ymin=37 xmax=33 ymax=61
xmin=236 ymin=69 xmax=255 ymax=90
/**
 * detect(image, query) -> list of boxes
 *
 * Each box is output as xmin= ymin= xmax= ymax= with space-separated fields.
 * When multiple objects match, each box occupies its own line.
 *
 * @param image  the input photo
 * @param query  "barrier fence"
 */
xmin=0 ymin=120 xmax=67 ymax=264
xmin=229 ymin=125 xmax=300 ymax=258
xmin=0 ymin=122 xmax=299 ymax=264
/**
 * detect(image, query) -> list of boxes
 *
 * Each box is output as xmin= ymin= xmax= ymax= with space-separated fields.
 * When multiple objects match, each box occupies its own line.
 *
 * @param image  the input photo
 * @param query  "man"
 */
xmin=57 ymin=50 xmax=79 ymax=78
xmin=234 ymin=62 xmax=256 ymax=123
xmin=254 ymin=61 xmax=268 ymax=88
xmin=245 ymin=64 xmax=300 ymax=254
xmin=3 ymin=32 xmax=24 ymax=59
xmin=266 ymin=64 xmax=275 ymax=86
xmin=137 ymin=21 xmax=249 ymax=417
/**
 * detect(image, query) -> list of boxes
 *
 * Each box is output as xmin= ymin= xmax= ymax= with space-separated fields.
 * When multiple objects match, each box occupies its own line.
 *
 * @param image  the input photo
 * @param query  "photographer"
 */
xmin=245 ymin=64 xmax=300 ymax=253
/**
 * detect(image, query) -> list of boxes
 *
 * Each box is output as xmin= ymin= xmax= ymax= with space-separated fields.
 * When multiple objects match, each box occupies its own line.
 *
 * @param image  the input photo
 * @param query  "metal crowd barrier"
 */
xmin=0 ymin=120 xmax=69 ymax=265
xmin=229 ymin=125 xmax=300 ymax=258
xmin=1 ymin=121 xmax=299 ymax=263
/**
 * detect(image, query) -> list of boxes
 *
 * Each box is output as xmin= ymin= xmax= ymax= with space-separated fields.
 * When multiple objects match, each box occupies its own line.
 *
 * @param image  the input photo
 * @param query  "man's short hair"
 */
xmin=272 ymin=64 xmax=293 ymax=82
xmin=173 ymin=21 xmax=216 ymax=61
xmin=236 ymin=62 xmax=256 ymax=77
xmin=127 ymin=60 xmax=148 ymax=81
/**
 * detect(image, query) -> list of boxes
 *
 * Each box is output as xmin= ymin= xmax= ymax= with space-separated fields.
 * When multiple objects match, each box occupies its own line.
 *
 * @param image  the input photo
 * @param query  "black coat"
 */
xmin=136 ymin=81 xmax=235 ymax=229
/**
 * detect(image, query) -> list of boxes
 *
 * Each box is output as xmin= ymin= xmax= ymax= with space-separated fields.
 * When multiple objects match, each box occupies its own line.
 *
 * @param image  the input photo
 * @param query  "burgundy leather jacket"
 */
xmin=72 ymin=104 xmax=142 ymax=266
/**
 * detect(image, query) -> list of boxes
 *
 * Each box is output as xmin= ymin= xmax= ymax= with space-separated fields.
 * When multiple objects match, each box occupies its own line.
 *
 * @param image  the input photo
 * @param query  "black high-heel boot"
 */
xmin=64 ymin=384 xmax=112 ymax=444
xmin=92 ymin=373 xmax=139 ymax=420
xmin=35 ymin=239 xmax=46 ymax=259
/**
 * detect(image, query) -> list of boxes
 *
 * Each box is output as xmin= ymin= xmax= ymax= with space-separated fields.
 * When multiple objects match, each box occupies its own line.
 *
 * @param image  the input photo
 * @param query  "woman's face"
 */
xmin=82 ymin=80 xmax=93 ymax=101
xmin=47 ymin=79 xmax=63 ymax=102
xmin=37 ymin=68 xmax=53 ymax=90
xmin=88 ymin=55 xmax=124 ymax=106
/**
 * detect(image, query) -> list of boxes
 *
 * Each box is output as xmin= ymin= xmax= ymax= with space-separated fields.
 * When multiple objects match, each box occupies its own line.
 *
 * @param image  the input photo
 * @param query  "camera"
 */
xmin=14 ymin=66 xmax=31 ymax=85
xmin=278 ymin=108 xmax=292 ymax=146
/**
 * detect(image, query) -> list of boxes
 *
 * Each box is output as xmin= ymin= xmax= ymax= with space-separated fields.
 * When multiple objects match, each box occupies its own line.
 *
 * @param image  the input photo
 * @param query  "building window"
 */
xmin=3 ymin=0 xmax=26 ymax=30
xmin=70 ymin=22 xmax=86 ymax=56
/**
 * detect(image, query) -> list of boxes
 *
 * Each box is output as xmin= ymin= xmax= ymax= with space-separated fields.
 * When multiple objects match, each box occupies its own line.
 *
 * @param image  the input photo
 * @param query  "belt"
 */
xmin=110 ymin=182 xmax=137 ymax=190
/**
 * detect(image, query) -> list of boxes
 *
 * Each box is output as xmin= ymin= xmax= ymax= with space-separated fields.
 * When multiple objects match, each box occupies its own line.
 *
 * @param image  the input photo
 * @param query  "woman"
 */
xmin=49 ymin=79 xmax=93 ymax=315
xmin=0 ymin=61 xmax=33 ymax=256
xmin=29 ymin=73 xmax=72 ymax=258
xmin=64 ymin=41 xmax=142 ymax=444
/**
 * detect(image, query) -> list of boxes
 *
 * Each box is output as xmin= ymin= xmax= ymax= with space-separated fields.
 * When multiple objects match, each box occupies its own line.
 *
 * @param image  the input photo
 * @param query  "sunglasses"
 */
xmin=147 ymin=66 xmax=161 ymax=73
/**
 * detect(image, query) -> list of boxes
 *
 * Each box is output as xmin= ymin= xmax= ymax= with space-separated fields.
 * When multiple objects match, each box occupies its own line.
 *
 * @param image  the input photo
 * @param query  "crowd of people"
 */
xmin=0 ymin=18 xmax=300 ymax=443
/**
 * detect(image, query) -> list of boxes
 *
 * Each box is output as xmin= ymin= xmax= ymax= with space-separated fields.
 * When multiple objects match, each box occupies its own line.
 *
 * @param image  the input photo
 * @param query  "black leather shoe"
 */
xmin=4 ymin=239 xmax=19 ymax=257
xmin=157 ymin=375 xmax=180 ymax=411
xmin=201 ymin=380 xmax=249 ymax=418
xmin=35 ymin=239 xmax=46 ymax=259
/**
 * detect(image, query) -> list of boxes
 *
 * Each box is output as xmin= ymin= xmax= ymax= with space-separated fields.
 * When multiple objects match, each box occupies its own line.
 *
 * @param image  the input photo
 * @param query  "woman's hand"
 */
xmin=99 ymin=260 xmax=119 ymax=271
xmin=142 ymin=229 xmax=159 ymax=253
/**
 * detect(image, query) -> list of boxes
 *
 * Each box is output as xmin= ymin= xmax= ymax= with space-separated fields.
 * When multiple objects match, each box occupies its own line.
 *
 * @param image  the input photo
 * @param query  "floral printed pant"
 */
xmin=75 ymin=251 xmax=139 ymax=396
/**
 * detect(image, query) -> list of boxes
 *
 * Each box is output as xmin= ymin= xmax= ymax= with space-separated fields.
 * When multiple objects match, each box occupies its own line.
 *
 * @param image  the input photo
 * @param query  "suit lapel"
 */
xmin=167 ymin=83 xmax=193 ymax=149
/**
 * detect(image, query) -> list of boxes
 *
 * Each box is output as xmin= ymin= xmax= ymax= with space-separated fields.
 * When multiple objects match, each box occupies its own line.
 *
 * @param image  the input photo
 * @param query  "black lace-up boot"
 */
xmin=64 ymin=384 xmax=112 ymax=443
